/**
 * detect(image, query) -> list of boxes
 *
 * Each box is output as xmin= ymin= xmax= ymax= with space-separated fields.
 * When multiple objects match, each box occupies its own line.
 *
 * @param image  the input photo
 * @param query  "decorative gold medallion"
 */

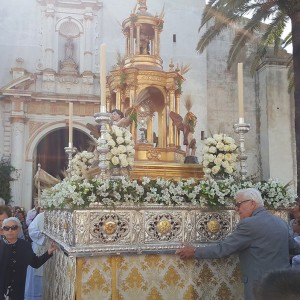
xmin=207 ymin=219 xmax=220 ymax=233
xmin=103 ymin=221 xmax=118 ymax=235
xmin=156 ymin=220 xmax=172 ymax=234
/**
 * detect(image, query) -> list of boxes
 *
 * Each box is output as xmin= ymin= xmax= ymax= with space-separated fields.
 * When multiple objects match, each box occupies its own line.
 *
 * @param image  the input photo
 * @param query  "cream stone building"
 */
xmin=0 ymin=0 xmax=294 ymax=209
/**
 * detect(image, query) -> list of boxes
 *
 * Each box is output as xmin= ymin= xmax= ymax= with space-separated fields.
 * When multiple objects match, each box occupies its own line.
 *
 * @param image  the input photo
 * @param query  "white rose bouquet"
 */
xmin=70 ymin=150 xmax=95 ymax=177
xmin=103 ymin=125 xmax=135 ymax=169
xmin=202 ymin=133 xmax=238 ymax=178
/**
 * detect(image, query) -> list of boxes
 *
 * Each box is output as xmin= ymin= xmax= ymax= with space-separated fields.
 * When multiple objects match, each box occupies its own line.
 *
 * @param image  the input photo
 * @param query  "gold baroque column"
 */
xmin=154 ymin=26 xmax=158 ymax=56
xmin=175 ymin=93 xmax=181 ymax=146
xmin=129 ymin=25 xmax=134 ymax=56
xmin=147 ymin=117 xmax=153 ymax=143
xmin=125 ymin=32 xmax=129 ymax=57
xmin=116 ymin=88 xmax=121 ymax=110
xmin=168 ymin=90 xmax=175 ymax=147
xmin=129 ymin=86 xmax=137 ymax=141
xmin=136 ymin=24 xmax=141 ymax=55
xmin=159 ymin=105 xmax=167 ymax=148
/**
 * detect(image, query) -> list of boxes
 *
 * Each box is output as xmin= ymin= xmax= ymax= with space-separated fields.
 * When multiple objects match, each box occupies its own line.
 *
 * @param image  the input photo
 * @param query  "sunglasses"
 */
xmin=2 ymin=225 xmax=19 ymax=231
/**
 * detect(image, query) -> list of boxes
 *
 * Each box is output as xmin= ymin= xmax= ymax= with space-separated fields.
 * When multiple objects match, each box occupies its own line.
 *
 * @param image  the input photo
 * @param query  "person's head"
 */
xmin=111 ymin=109 xmax=124 ymax=122
xmin=254 ymin=269 xmax=300 ymax=300
xmin=2 ymin=217 xmax=21 ymax=243
xmin=16 ymin=210 xmax=26 ymax=222
xmin=0 ymin=205 xmax=12 ymax=229
xmin=290 ymin=197 xmax=300 ymax=219
xmin=293 ymin=216 xmax=300 ymax=235
xmin=235 ymin=188 xmax=264 ymax=219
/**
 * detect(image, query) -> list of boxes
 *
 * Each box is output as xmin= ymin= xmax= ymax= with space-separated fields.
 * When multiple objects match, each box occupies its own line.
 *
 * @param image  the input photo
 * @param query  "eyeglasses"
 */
xmin=235 ymin=199 xmax=252 ymax=208
xmin=2 ymin=225 xmax=19 ymax=231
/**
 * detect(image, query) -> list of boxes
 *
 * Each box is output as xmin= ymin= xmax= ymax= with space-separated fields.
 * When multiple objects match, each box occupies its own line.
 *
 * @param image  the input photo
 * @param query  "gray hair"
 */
xmin=2 ymin=217 xmax=22 ymax=229
xmin=235 ymin=188 xmax=264 ymax=207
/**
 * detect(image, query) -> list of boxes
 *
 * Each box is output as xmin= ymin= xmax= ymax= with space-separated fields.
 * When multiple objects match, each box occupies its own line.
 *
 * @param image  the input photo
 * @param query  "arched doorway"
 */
xmin=36 ymin=128 xmax=94 ymax=179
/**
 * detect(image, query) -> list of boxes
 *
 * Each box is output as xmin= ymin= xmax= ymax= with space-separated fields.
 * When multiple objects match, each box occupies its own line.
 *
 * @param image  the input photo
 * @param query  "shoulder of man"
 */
xmin=237 ymin=208 xmax=269 ymax=228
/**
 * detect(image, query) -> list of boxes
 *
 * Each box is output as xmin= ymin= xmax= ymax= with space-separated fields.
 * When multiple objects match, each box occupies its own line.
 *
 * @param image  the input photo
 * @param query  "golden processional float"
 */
xmin=42 ymin=1 xmax=248 ymax=299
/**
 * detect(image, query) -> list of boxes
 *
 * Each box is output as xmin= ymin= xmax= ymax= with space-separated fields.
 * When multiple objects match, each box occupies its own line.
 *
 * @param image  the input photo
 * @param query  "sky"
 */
xmin=283 ymin=20 xmax=292 ymax=53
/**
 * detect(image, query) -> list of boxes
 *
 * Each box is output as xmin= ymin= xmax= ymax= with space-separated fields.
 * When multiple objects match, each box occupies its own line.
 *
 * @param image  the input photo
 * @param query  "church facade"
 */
xmin=0 ymin=0 xmax=295 ymax=209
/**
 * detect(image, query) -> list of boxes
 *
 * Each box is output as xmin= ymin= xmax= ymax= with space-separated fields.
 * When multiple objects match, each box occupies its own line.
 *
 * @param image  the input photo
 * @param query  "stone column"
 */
xmin=83 ymin=9 xmax=93 ymax=72
xmin=256 ymin=53 xmax=294 ymax=184
xmin=9 ymin=98 xmax=27 ymax=206
xmin=44 ymin=3 xmax=55 ymax=69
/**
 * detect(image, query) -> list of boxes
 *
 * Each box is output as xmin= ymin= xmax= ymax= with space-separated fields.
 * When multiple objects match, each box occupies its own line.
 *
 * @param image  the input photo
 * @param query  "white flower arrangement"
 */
xmin=101 ymin=125 xmax=135 ymax=169
xmin=40 ymin=176 xmax=297 ymax=210
xmin=202 ymin=133 xmax=238 ymax=178
xmin=70 ymin=151 xmax=95 ymax=177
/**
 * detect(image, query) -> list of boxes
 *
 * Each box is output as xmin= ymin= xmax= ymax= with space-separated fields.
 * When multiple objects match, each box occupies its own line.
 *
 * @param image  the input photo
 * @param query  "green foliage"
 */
xmin=197 ymin=0 xmax=294 ymax=73
xmin=129 ymin=110 xmax=138 ymax=127
xmin=0 ymin=158 xmax=15 ymax=204
xmin=120 ymin=72 xmax=127 ymax=86
xmin=176 ymin=79 xmax=182 ymax=94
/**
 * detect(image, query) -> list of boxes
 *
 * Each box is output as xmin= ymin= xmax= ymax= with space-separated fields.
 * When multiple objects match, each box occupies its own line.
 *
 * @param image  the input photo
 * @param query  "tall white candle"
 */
xmin=69 ymin=102 xmax=73 ymax=147
xmin=100 ymin=43 xmax=106 ymax=112
xmin=238 ymin=63 xmax=244 ymax=124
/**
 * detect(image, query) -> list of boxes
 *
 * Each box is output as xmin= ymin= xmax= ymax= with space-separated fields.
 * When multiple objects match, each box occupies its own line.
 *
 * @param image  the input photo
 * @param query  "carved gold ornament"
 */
xmin=207 ymin=219 xmax=220 ymax=233
xmin=146 ymin=213 xmax=182 ymax=242
xmin=196 ymin=212 xmax=231 ymax=242
xmin=156 ymin=220 xmax=172 ymax=234
xmin=103 ymin=221 xmax=117 ymax=235
xmin=91 ymin=213 xmax=130 ymax=243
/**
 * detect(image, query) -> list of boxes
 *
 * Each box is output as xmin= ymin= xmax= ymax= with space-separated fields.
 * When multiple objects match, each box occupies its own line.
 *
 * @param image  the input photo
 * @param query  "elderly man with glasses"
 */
xmin=176 ymin=188 xmax=294 ymax=300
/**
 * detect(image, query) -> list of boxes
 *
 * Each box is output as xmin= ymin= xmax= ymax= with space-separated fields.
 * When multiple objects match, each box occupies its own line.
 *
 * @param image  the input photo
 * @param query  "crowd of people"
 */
xmin=0 ymin=202 xmax=57 ymax=300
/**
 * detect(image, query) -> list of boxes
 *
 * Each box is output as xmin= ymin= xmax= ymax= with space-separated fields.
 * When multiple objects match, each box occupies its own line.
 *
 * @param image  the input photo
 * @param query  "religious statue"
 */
xmin=140 ymin=31 xmax=150 ymax=55
xmin=169 ymin=96 xmax=198 ymax=162
xmin=111 ymin=109 xmax=127 ymax=127
xmin=65 ymin=38 xmax=74 ymax=60
xmin=110 ymin=90 xmax=151 ymax=129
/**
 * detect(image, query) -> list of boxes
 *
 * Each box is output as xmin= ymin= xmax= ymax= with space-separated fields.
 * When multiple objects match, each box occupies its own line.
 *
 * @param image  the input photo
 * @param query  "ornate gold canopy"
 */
xmin=105 ymin=0 xmax=203 ymax=180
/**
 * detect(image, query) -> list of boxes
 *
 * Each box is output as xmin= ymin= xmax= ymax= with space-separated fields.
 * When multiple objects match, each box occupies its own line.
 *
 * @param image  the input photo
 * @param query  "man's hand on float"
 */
xmin=175 ymin=243 xmax=196 ymax=259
